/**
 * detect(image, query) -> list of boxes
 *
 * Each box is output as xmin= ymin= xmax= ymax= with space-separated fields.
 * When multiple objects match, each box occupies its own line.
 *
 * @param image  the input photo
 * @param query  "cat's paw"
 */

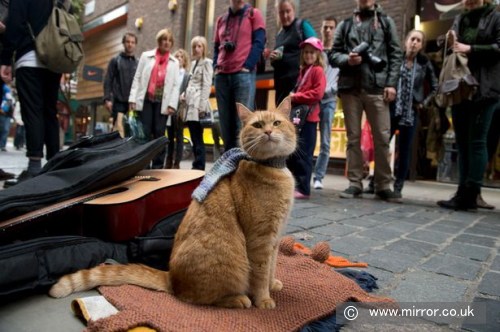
xmin=255 ymin=297 xmax=276 ymax=309
xmin=215 ymin=295 xmax=252 ymax=309
xmin=270 ymin=279 xmax=283 ymax=292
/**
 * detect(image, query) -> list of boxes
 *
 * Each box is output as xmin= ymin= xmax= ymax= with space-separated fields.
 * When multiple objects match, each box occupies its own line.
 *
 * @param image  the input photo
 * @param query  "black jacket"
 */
xmin=410 ymin=53 xmax=438 ymax=106
xmin=331 ymin=4 xmax=403 ymax=94
xmin=0 ymin=0 xmax=53 ymax=66
xmin=103 ymin=53 xmax=138 ymax=103
xmin=451 ymin=4 xmax=500 ymax=101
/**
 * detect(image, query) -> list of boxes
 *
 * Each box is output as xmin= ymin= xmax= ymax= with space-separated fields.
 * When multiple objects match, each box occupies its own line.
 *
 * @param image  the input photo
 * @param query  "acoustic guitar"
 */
xmin=0 ymin=170 xmax=204 ymax=244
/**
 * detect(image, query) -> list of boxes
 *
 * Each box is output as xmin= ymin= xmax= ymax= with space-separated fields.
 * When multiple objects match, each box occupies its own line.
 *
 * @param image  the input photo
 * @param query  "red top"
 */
xmin=292 ymin=64 xmax=326 ymax=122
xmin=214 ymin=7 xmax=265 ymax=73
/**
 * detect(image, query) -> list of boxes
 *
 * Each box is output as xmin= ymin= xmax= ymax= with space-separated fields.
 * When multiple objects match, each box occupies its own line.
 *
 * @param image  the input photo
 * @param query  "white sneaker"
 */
xmin=314 ymin=180 xmax=323 ymax=190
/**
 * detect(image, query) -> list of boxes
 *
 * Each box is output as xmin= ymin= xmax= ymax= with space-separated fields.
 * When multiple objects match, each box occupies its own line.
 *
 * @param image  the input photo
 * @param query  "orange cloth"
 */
xmin=293 ymin=242 xmax=368 ymax=268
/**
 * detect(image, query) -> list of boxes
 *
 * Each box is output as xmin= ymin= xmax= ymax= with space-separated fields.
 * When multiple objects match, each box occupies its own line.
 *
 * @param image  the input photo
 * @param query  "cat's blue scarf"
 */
xmin=192 ymin=148 xmax=250 ymax=202
xmin=192 ymin=148 xmax=287 ymax=202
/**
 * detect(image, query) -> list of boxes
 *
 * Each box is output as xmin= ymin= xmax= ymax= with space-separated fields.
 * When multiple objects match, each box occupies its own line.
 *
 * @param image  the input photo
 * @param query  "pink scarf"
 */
xmin=147 ymin=49 xmax=169 ymax=101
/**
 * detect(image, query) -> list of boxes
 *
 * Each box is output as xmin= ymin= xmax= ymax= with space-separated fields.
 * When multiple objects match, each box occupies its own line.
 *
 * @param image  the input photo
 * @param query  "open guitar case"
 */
xmin=0 ymin=132 xmax=186 ymax=299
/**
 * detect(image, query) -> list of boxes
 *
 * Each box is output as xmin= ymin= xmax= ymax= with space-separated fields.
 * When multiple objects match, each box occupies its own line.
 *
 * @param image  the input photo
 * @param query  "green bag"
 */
xmin=28 ymin=0 xmax=84 ymax=73
xmin=123 ymin=110 xmax=147 ymax=144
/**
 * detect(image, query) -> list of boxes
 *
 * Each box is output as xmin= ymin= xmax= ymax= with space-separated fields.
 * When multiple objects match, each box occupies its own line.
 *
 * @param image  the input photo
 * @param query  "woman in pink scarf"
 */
xmin=129 ymin=28 xmax=181 ymax=168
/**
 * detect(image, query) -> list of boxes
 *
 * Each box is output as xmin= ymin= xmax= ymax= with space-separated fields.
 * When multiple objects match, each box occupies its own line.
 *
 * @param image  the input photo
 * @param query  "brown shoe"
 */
xmin=477 ymin=194 xmax=495 ymax=210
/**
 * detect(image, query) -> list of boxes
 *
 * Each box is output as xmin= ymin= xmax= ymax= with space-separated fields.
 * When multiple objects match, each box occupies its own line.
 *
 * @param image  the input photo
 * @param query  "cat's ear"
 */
xmin=236 ymin=102 xmax=253 ymax=124
xmin=275 ymin=96 xmax=292 ymax=119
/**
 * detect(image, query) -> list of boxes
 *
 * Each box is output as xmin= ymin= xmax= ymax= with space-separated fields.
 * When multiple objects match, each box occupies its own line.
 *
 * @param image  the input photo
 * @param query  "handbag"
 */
xmin=290 ymin=66 xmax=314 ymax=132
xmin=435 ymin=31 xmax=479 ymax=108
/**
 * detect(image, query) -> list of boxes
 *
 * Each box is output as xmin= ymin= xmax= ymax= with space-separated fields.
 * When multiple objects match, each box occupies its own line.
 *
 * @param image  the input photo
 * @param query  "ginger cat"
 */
xmin=49 ymin=97 xmax=297 ymax=309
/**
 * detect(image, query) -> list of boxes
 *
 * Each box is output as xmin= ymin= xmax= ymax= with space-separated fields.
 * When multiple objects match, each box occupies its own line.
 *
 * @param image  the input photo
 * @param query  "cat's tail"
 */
xmin=49 ymin=264 xmax=171 ymax=298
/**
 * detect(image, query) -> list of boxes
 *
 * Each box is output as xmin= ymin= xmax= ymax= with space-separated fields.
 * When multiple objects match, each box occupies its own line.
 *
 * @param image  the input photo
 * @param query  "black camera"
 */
xmin=223 ymin=41 xmax=236 ymax=52
xmin=352 ymin=42 xmax=386 ymax=72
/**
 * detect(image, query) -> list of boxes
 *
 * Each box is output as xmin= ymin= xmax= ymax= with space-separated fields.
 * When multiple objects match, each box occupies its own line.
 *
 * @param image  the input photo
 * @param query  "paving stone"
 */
xmin=478 ymin=272 xmax=500 ymax=297
xmin=314 ymin=211 xmax=355 ymax=222
xmin=358 ymin=249 xmax=421 ymax=273
xmin=366 ymin=213 xmax=397 ymax=222
xmin=288 ymin=215 xmax=332 ymax=229
xmin=412 ymin=210 xmax=449 ymax=220
xmin=384 ymin=221 xmax=423 ymax=233
xmin=310 ymin=223 xmax=360 ymax=237
xmin=343 ymin=217 xmax=381 ymax=229
xmin=491 ymin=256 xmax=500 ymax=272
xmin=464 ymin=225 xmax=500 ymax=238
xmin=461 ymin=297 xmax=500 ymax=332
xmin=358 ymin=227 xmax=405 ymax=242
xmin=421 ymin=254 xmax=482 ymax=280
xmin=390 ymin=270 xmax=467 ymax=302
xmin=424 ymin=223 xmax=463 ymax=235
xmin=328 ymin=235 xmax=383 ymax=256
xmin=442 ymin=242 xmax=492 ymax=262
xmin=284 ymin=224 xmax=304 ymax=234
xmin=406 ymin=229 xmax=452 ymax=245
xmin=479 ymin=216 xmax=500 ymax=228
xmin=453 ymin=234 xmax=497 ymax=248
xmin=446 ymin=212 xmax=482 ymax=223
xmin=401 ymin=217 xmax=435 ymax=225
xmin=385 ymin=239 xmax=438 ymax=258
xmin=290 ymin=208 xmax=318 ymax=219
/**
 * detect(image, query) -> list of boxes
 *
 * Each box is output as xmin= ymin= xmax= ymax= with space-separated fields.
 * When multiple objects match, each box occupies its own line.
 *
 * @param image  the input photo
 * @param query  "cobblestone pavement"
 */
xmin=288 ymin=191 xmax=499 ymax=331
xmin=0 ymin=139 xmax=499 ymax=331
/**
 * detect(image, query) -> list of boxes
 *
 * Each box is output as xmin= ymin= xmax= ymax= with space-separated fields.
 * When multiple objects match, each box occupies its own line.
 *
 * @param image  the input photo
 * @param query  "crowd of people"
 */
xmin=0 ymin=0 xmax=498 ymax=211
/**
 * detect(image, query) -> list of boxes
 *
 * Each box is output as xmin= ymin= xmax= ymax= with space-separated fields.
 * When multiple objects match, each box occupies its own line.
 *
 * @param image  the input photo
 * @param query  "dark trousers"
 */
xmin=112 ymin=101 xmax=129 ymax=126
xmin=166 ymin=116 xmax=184 ymax=165
xmin=390 ymin=108 xmax=419 ymax=188
xmin=452 ymin=99 xmax=497 ymax=188
xmin=140 ymin=99 xmax=167 ymax=168
xmin=287 ymin=121 xmax=317 ymax=196
xmin=16 ymin=67 xmax=61 ymax=159
xmin=187 ymin=121 xmax=206 ymax=170
xmin=274 ymin=74 xmax=298 ymax=106
xmin=14 ymin=125 xmax=26 ymax=149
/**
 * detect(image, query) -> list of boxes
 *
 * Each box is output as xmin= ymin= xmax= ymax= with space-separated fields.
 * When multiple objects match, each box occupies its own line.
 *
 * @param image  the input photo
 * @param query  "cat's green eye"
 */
xmin=273 ymin=121 xmax=281 ymax=126
xmin=252 ymin=122 xmax=263 ymax=128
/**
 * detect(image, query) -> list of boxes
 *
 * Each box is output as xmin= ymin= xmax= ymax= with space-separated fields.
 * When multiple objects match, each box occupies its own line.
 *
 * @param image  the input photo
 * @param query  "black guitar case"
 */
xmin=0 ymin=132 xmax=168 ymax=221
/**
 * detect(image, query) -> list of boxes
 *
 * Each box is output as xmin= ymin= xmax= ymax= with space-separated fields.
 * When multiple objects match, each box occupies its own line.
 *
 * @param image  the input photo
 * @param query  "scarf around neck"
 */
xmin=147 ymin=49 xmax=169 ymax=101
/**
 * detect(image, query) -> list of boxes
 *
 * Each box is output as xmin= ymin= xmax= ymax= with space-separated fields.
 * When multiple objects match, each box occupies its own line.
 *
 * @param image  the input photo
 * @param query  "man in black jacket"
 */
xmin=0 ymin=0 xmax=62 ymax=187
xmin=103 ymin=32 xmax=138 ymax=136
xmin=331 ymin=0 xmax=402 ymax=201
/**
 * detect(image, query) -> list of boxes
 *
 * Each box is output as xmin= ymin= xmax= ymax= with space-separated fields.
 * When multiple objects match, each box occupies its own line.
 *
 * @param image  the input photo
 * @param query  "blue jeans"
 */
xmin=0 ymin=114 xmax=11 ymax=148
xmin=214 ymin=71 xmax=256 ymax=151
xmin=287 ymin=121 xmax=317 ymax=196
xmin=314 ymin=100 xmax=336 ymax=182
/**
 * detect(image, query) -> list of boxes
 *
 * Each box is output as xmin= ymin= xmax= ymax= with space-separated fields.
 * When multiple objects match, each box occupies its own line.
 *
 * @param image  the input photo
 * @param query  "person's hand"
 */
xmin=269 ymin=50 xmax=279 ymax=61
xmin=289 ymin=92 xmax=295 ymax=99
xmin=129 ymin=102 xmax=136 ymax=111
xmin=0 ymin=65 xmax=12 ymax=83
xmin=167 ymin=107 xmax=176 ymax=115
xmin=199 ymin=110 xmax=206 ymax=118
xmin=454 ymin=41 xmax=471 ymax=54
xmin=347 ymin=52 xmax=362 ymax=66
xmin=0 ymin=21 xmax=5 ymax=34
xmin=240 ymin=68 xmax=250 ymax=73
xmin=383 ymin=87 xmax=397 ymax=102
xmin=104 ymin=100 xmax=112 ymax=112
xmin=414 ymin=103 xmax=424 ymax=112
xmin=180 ymin=93 xmax=186 ymax=102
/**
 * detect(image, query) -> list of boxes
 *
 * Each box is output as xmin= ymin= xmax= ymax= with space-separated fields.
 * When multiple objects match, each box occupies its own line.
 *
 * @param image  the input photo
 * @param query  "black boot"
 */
xmin=438 ymin=185 xmax=478 ymax=211
xmin=437 ymin=185 xmax=465 ymax=210
xmin=364 ymin=176 xmax=375 ymax=194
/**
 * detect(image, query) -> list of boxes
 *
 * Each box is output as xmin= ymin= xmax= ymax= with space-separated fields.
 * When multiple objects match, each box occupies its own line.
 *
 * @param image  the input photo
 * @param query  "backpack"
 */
xmin=28 ymin=0 xmax=84 ymax=73
xmin=434 ymin=34 xmax=479 ymax=108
